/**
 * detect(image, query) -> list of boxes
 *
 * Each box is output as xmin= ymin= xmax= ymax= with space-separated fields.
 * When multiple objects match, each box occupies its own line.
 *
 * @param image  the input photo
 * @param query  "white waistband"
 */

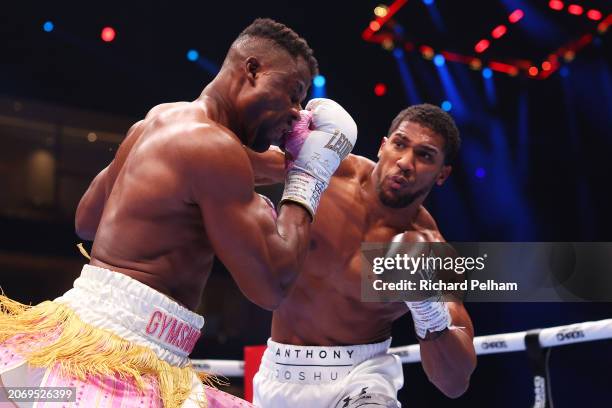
xmin=259 ymin=338 xmax=391 ymax=384
xmin=54 ymin=264 xmax=205 ymax=367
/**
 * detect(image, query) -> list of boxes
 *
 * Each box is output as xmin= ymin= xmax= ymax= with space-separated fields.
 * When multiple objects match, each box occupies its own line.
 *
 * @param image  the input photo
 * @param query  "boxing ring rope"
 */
xmin=192 ymin=319 xmax=612 ymax=407
xmin=192 ymin=359 xmax=245 ymax=377
xmin=192 ymin=318 xmax=612 ymax=375
xmin=389 ymin=318 xmax=612 ymax=363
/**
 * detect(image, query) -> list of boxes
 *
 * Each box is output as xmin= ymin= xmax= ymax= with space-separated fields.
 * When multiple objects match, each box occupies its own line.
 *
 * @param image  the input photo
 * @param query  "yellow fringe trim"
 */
xmin=0 ymin=295 xmax=215 ymax=408
xmin=76 ymin=243 xmax=91 ymax=260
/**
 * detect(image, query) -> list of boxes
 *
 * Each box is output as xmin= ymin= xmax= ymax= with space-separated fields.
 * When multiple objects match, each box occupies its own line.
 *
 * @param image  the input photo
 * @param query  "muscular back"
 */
xmin=86 ymin=102 xmax=217 ymax=309
xmin=272 ymin=155 xmax=442 ymax=346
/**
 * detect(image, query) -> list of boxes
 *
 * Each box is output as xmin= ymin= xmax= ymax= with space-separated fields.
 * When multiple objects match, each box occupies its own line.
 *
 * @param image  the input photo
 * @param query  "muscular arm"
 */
xmin=399 ymin=225 xmax=476 ymax=398
xmin=75 ymin=121 xmax=144 ymax=240
xmin=247 ymin=147 xmax=362 ymax=186
xmin=193 ymin=134 xmax=311 ymax=311
xmin=419 ymin=301 xmax=477 ymax=398
xmin=245 ymin=146 xmax=285 ymax=185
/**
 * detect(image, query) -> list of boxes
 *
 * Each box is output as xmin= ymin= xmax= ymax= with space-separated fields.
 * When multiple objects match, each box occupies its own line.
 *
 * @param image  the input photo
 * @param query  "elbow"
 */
xmin=430 ymin=362 xmax=476 ymax=399
xmin=257 ymin=300 xmax=282 ymax=312
xmin=247 ymin=258 xmax=300 ymax=310
xmin=75 ymin=212 xmax=97 ymax=241
xmin=261 ymin=263 xmax=299 ymax=310
xmin=434 ymin=378 xmax=470 ymax=399
xmin=75 ymin=221 xmax=94 ymax=241
xmin=249 ymin=281 xmax=290 ymax=311
xmin=76 ymin=230 xmax=95 ymax=242
xmin=251 ymin=292 xmax=285 ymax=311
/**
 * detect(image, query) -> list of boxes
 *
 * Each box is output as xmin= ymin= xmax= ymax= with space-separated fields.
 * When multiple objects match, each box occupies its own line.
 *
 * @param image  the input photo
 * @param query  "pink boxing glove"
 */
xmin=283 ymin=110 xmax=313 ymax=171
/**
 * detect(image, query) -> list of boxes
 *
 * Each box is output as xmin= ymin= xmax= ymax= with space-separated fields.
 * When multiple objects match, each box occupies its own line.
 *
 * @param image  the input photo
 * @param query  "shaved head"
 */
xmin=223 ymin=18 xmax=318 ymax=78
xmin=223 ymin=36 xmax=298 ymax=72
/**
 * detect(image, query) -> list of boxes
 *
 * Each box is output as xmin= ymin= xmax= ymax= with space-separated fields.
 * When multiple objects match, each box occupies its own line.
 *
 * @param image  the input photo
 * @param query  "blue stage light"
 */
xmin=441 ymin=100 xmax=452 ymax=111
xmin=482 ymin=68 xmax=493 ymax=79
xmin=433 ymin=54 xmax=445 ymax=67
xmin=43 ymin=21 xmax=54 ymax=32
xmin=186 ymin=49 xmax=199 ymax=62
xmin=423 ymin=0 xmax=434 ymax=5
xmin=475 ymin=168 xmax=486 ymax=178
xmin=313 ymin=75 xmax=326 ymax=87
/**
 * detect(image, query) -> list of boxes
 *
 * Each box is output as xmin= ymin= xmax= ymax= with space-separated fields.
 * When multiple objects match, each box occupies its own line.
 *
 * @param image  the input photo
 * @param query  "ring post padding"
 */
xmin=525 ymin=329 xmax=553 ymax=408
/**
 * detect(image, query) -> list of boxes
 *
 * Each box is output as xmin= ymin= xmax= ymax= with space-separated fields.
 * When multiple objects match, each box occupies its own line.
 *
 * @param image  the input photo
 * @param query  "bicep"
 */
xmin=195 ymin=144 xmax=277 ymax=262
xmin=200 ymin=190 xmax=277 ymax=273
xmin=190 ymin=140 xmax=291 ymax=306
xmin=199 ymin=183 xmax=293 ymax=309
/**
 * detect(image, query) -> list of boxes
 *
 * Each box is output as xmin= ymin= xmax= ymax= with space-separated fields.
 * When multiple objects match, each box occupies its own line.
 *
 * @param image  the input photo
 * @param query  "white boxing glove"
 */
xmin=280 ymin=98 xmax=357 ymax=219
xmin=388 ymin=233 xmax=453 ymax=340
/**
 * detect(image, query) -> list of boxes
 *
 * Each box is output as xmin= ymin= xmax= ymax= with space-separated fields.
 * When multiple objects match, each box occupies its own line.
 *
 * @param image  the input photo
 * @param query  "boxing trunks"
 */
xmin=0 ymin=265 xmax=255 ymax=408
xmin=253 ymin=338 xmax=403 ymax=407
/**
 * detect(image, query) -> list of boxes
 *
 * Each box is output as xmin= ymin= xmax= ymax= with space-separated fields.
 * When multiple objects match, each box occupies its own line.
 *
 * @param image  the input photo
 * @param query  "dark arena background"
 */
xmin=1 ymin=1 xmax=611 ymax=407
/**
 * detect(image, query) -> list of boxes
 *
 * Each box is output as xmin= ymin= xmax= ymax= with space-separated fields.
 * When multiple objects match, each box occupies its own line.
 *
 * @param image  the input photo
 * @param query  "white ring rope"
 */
xmin=192 ymin=318 xmax=612 ymax=376
xmin=192 ymin=359 xmax=245 ymax=377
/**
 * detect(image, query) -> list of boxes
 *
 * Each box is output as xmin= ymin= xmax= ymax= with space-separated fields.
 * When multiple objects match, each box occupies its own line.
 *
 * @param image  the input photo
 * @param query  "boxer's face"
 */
xmin=375 ymin=120 xmax=451 ymax=208
xmin=241 ymin=55 xmax=310 ymax=152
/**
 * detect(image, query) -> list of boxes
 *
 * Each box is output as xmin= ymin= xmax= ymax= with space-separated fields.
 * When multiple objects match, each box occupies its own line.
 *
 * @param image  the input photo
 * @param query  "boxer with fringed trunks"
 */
xmin=0 ymin=18 xmax=358 ymax=408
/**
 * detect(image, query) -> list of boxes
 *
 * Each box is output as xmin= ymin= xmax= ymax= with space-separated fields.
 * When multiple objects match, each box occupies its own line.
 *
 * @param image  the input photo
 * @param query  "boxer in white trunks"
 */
xmin=248 ymin=104 xmax=477 ymax=407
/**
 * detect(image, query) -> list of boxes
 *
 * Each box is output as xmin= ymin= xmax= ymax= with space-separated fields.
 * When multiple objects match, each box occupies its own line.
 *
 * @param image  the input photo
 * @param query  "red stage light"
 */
xmin=489 ymin=61 xmax=519 ymax=76
xmin=508 ymin=9 xmax=524 ymax=23
xmin=528 ymin=66 xmax=539 ymax=76
xmin=475 ymin=39 xmax=490 ymax=53
xmin=492 ymin=25 xmax=507 ymax=39
xmin=599 ymin=18 xmax=610 ymax=34
xmin=369 ymin=21 xmax=381 ymax=32
xmin=542 ymin=61 xmax=552 ymax=71
xmin=101 ymin=26 xmax=116 ymax=42
xmin=374 ymin=83 xmax=387 ymax=96
xmin=419 ymin=45 xmax=434 ymax=59
xmin=549 ymin=1 xmax=564 ymax=11
xmin=567 ymin=5 xmax=583 ymax=15
xmin=587 ymin=9 xmax=602 ymax=21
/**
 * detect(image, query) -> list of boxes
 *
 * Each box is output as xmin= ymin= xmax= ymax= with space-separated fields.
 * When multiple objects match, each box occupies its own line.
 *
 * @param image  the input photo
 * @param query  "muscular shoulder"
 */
xmin=333 ymin=153 xmax=375 ymax=182
xmin=176 ymin=123 xmax=253 ymax=200
xmin=144 ymin=102 xmax=191 ymax=121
